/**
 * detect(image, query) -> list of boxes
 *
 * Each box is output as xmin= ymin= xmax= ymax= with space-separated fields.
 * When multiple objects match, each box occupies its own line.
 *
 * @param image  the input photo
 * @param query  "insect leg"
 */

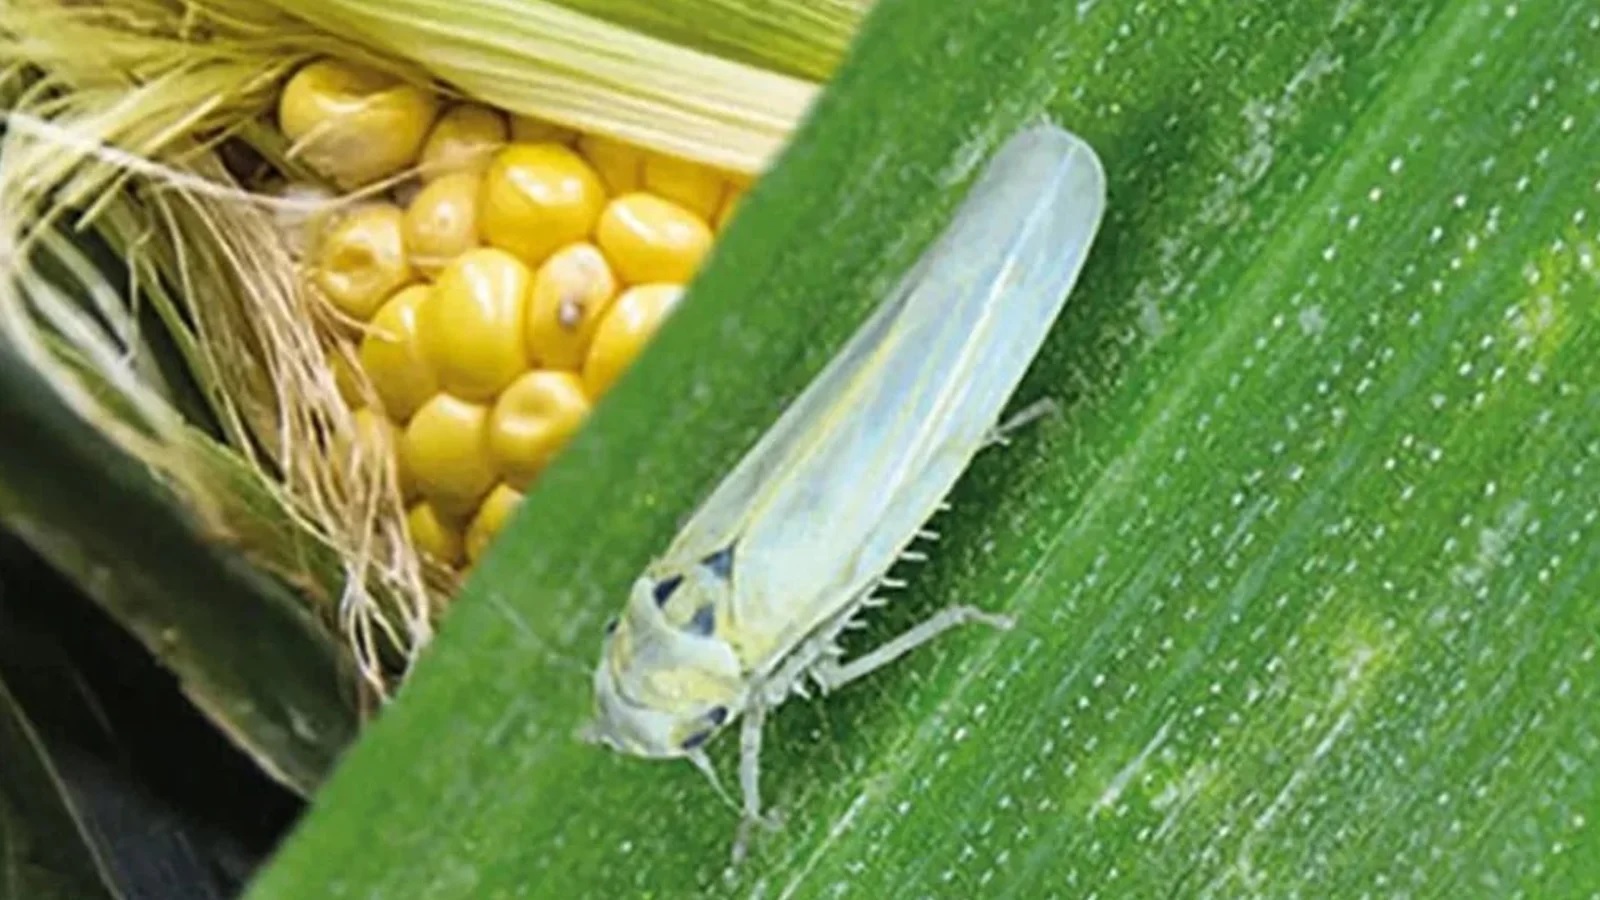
xmin=808 ymin=605 xmax=1015 ymax=694
xmin=983 ymin=396 xmax=1060 ymax=448
xmin=731 ymin=697 xmax=776 ymax=864
xmin=724 ymin=596 xmax=875 ymax=863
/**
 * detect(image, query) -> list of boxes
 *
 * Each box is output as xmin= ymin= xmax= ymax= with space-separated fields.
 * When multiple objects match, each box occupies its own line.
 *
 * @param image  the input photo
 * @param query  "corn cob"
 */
xmin=280 ymin=57 xmax=748 ymax=570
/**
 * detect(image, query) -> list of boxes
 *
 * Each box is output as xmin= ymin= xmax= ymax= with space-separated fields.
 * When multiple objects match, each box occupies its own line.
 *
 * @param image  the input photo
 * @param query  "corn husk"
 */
xmin=257 ymin=0 xmax=821 ymax=173
xmin=0 ymin=0 xmax=847 ymax=727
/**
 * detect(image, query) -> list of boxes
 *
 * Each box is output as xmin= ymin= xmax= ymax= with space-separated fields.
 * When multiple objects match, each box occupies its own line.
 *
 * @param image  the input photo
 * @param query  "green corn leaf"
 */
xmin=251 ymin=0 xmax=1598 ymax=895
xmin=0 ymin=538 xmax=288 ymax=900
xmin=0 ymin=341 xmax=359 ymax=796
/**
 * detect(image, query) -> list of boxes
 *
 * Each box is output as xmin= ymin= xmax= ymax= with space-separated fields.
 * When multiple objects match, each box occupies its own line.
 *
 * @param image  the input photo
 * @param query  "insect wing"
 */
xmin=667 ymin=124 xmax=1107 ymax=668
xmin=651 ymin=264 xmax=912 ymax=573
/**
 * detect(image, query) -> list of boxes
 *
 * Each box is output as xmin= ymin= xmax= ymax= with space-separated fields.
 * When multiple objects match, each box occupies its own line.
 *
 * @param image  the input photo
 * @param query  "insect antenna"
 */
xmin=685 ymin=748 xmax=740 ymax=815
xmin=483 ymin=591 xmax=591 ymax=682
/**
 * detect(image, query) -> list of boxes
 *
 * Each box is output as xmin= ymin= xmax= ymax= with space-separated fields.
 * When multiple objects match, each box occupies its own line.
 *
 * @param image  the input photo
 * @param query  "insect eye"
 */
xmin=652 ymin=574 xmax=684 ymax=606
xmin=685 ymin=603 xmax=715 ymax=637
xmin=706 ymin=705 xmax=729 ymax=726
xmin=603 ymin=617 xmax=618 ymax=635
xmin=680 ymin=729 xmax=712 ymax=751
xmin=701 ymin=545 xmax=735 ymax=580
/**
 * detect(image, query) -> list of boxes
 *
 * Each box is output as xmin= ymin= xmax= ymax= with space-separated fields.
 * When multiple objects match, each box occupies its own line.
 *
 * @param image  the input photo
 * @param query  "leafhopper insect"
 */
xmin=582 ymin=121 xmax=1107 ymax=859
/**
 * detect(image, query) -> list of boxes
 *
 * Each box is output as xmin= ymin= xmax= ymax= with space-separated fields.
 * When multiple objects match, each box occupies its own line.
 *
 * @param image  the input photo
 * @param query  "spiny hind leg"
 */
xmin=808 ymin=604 xmax=1015 ymax=695
xmin=726 ymin=596 xmax=876 ymax=863
xmin=730 ymin=697 xmax=782 ymax=864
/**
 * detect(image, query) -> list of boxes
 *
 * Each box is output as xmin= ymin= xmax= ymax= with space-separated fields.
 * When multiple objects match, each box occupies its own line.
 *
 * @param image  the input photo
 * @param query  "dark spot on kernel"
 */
xmin=686 ymin=603 xmax=715 ymax=637
xmin=702 ymin=545 xmax=734 ymax=580
xmin=652 ymin=574 xmax=684 ymax=606
xmin=557 ymin=296 xmax=584 ymax=330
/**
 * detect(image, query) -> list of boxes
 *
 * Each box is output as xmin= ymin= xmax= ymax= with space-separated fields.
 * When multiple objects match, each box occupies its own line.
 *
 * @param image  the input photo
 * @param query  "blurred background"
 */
xmin=0 ymin=530 xmax=300 ymax=898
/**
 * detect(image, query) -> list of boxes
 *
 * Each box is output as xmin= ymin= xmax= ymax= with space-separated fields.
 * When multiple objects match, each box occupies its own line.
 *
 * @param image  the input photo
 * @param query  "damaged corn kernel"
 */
xmin=487 ymin=370 xmax=590 ymax=488
xmin=313 ymin=203 xmax=415 ymax=321
xmin=525 ymin=242 xmax=618 ymax=369
xmin=278 ymin=59 xmax=439 ymax=190
xmin=403 ymin=171 xmax=481 ymax=278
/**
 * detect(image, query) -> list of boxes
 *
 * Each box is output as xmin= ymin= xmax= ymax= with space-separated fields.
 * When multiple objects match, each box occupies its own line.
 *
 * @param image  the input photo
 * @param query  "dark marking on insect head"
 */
xmin=681 ymin=730 xmax=712 ymax=751
xmin=701 ymin=544 xmax=734 ymax=580
xmin=706 ymin=705 xmax=729 ymax=726
xmin=652 ymin=574 xmax=684 ymax=606
xmin=686 ymin=603 xmax=716 ymax=637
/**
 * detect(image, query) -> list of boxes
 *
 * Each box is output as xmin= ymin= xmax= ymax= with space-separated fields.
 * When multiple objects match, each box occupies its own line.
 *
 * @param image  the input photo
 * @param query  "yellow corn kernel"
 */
xmin=333 ymin=407 xmax=395 ymax=469
xmin=401 ymin=393 xmax=497 ymax=517
xmin=334 ymin=408 xmax=416 ymax=498
xmin=596 ymin=194 xmax=713 ymax=285
xmin=577 ymin=133 xmax=645 ymax=194
xmin=396 ymin=433 xmax=420 ymax=502
xmin=509 ymin=114 xmax=577 ymax=145
xmin=331 ymin=351 xmax=366 ymax=406
xmin=487 ymin=371 xmax=590 ymax=487
xmin=582 ymin=284 xmax=683 ymax=396
xmin=271 ymin=180 xmax=338 ymax=260
xmin=407 ymin=502 xmax=464 ymax=566
xmin=359 ymin=284 xmax=438 ymax=421
xmin=643 ymin=153 xmax=725 ymax=221
xmin=419 ymin=248 xmax=532 ymax=401
xmin=357 ymin=410 xmax=417 ymax=498
xmin=314 ymin=204 xmax=414 ymax=321
xmin=418 ymin=104 xmax=507 ymax=178
xmin=715 ymin=183 xmax=745 ymax=232
xmin=480 ymin=144 xmax=606 ymax=267
xmin=525 ymin=243 xmax=618 ymax=370
xmin=277 ymin=59 xmax=439 ymax=190
xmin=465 ymin=483 xmax=523 ymax=563
xmin=402 ymin=171 xmax=481 ymax=278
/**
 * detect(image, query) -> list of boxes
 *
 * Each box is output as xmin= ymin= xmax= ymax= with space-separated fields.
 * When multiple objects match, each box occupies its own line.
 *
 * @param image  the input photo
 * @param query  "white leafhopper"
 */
xmin=582 ymin=121 xmax=1107 ymax=858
